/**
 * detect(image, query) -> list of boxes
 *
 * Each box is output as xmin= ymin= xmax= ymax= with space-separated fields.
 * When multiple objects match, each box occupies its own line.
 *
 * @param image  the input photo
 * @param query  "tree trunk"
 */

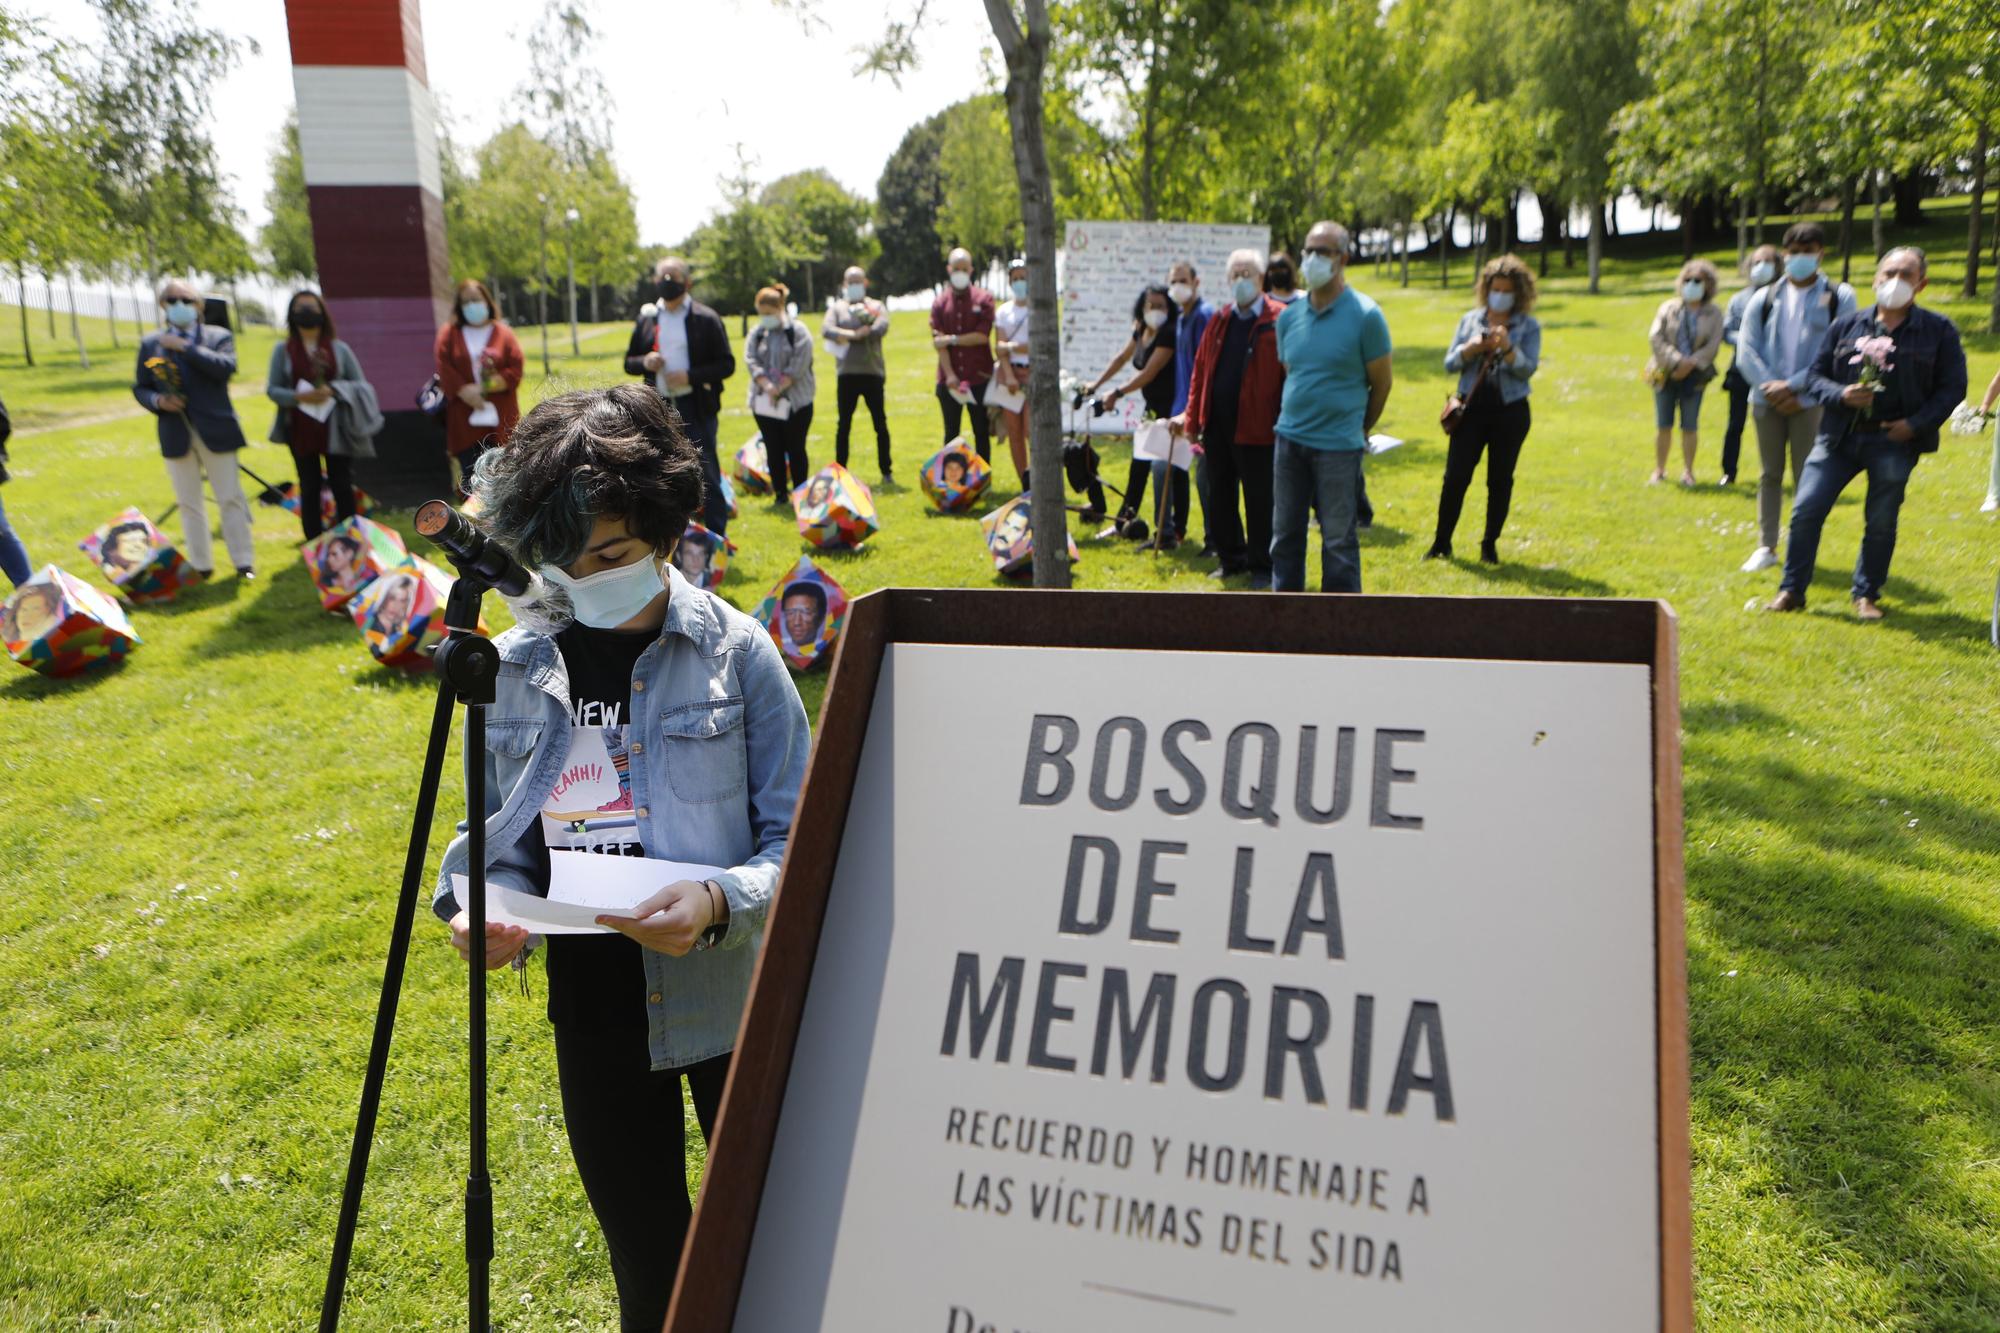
xmin=1399 ymin=215 xmax=1410 ymax=288
xmin=1681 ymin=194 xmax=1695 ymax=261
xmin=1736 ymin=195 xmax=1747 ymax=263
xmin=1564 ymin=200 xmax=1576 ymax=268
xmin=1838 ymin=175 xmax=1857 ymax=283
xmin=15 ymin=264 xmax=34 ymax=368
xmin=590 ymin=282 xmax=600 ymax=324
xmin=1870 ymin=169 xmax=1884 ymax=259
xmin=1607 ymin=201 xmax=1619 ymax=240
xmin=107 ymin=287 xmax=121 ymax=349
xmin=1440 ymin=207 xmax=1452 ymax=289
xmin=42 ymin=271 xmax=55 ymax=339
xmin=1537 ymin=192 xmax=1556 ymax=276
xmin=1891 ymin=171 xmax=1925 ymax=226
xmin=1963 ymin=122 xmax=1987 ymax=299
xmin=987 ymin=0 xmax=1068 ymax=588
xmin=1587 ymin=199 xmax=1605 ymax=295
xmin=65 ymin=275 xmax=89 ymax=370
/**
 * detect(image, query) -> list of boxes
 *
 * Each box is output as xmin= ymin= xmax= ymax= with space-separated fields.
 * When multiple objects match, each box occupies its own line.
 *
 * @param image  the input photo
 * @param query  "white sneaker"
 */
xmin=1740 ymin=546 xmax=1778 ymax=573
xmin=1982 ymin=493 xmax=1999 ymax=513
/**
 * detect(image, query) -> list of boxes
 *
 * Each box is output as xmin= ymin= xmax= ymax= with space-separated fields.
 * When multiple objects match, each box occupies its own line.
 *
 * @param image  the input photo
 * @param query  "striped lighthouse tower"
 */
xmin=282 ymin=0 xmax=452 ymax=500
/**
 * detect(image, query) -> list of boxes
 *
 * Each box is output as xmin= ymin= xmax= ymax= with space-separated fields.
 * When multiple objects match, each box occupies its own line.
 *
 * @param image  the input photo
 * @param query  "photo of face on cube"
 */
xmin=673 ymin=523 xmax=735 ymax=592
xmin=77 ymin=508 xmax=199 ymax=604
xmin=978 ymin=492 xmax=1079 ymax=579
xmin=735 ymin=436 xmax=772 ymax=496
xmin=920 ymin=439 xmax=992 ymax=513
xmin=302 ymin=516 xmax=408 ymax=612
xmin=790 ymin=462 xmax=880 ymax=551
xmin=749 ymin=556 xmax=849 ymax=671
xmin=347 ymin=556 xmax=475 ymax=670
xmin=3 ymin=565 xmax=142 ymax=676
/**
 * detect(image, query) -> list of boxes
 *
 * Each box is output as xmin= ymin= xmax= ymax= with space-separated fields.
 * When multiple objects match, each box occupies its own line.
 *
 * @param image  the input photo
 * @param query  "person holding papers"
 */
xmin=991 ymin=257 xmax=1033 ymax=490
xmin=265 ymin=289 xmax=370 ymax=541
xmin=432 ymin=383 xmax=810 ymax=1333
xmin=433 ymin=280 xmax=524 ymax=497
xmin=744 ymin=282 xmax=817 ymax=496
xmin=624 ymin=256 xmax=736 ymax=536
xmin=823 ymin=264 xmax=893 ymax=481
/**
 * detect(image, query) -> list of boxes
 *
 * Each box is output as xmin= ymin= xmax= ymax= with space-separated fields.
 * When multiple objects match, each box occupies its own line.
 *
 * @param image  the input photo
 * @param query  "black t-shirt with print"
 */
xmin=541 ymin=622 xmax=656 ymax=1033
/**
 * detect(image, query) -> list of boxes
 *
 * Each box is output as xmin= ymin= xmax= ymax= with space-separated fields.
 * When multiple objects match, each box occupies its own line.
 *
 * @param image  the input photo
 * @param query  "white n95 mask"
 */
xmin=540 ymin=553 xmax=667 ymax=629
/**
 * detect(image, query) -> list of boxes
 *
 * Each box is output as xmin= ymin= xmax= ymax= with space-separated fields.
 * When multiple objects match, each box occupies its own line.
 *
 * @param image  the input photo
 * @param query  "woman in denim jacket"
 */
xmin=432 ymin=384 xmax=810 ymax=1331
xmin=1428 ymin=254 xmax=1543 ymax=564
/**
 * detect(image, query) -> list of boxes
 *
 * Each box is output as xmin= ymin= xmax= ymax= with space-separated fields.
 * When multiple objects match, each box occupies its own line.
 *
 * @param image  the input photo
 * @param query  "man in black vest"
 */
xmin=624 ymin=256 xmax=736 ymax=535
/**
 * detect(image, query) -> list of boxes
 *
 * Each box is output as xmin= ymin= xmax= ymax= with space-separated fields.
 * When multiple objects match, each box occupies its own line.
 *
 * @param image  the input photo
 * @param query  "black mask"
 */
xmin=293 ymin=308 xmax=324 ymax=329
xmin=658 ymin=279 xmax=686 ymax=301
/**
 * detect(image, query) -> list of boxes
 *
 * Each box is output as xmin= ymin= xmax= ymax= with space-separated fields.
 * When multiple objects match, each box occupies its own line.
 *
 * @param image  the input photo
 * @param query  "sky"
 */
xmin=31 ymin=0 xmax=1002 ymax=248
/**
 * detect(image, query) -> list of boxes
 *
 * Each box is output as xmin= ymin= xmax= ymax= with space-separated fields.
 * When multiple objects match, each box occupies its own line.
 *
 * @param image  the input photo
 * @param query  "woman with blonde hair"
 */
xmin=1428 ymin=254 xmax=1542 ymax=564
xmin=745 ymin=282 xmax=817 ymax=495
xmin=1647 ymin=258 xmax=1724 ymax=486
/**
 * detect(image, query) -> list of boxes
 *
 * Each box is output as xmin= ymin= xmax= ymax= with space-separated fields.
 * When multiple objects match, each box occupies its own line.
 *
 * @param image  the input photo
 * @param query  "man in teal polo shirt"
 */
xmin=1272 ymin=220 xmax=1394 ymax=592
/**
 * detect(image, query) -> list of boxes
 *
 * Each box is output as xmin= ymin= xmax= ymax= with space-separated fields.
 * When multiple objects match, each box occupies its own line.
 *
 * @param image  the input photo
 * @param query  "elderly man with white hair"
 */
xmin=623 ymin=255 xmax=736 ymax=535
xmin=1172 ymin=247 xmax=1288 ymax=585
xmin=131 ymin=277 xmax=255 ymax=580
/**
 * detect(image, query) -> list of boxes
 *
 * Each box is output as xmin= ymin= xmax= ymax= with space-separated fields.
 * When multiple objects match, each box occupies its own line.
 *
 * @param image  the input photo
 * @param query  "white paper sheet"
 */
xmin=983 ymin=381 xmax=1025 ymax=414
xmin=294 ymin=380 xmax=336 ymax=422
xmin=752 ymin=391 xmax=792 ymax=419
xmin=1131 ymin=417 xmax=1192 ymax=469
xmin=1366 ymin=432 xmax=1406 ymax=455
xmin=467 ymin=402 xmax=499 ymax=428
xmin=947 ymin=383 xmax=975 ymax=406
xmin=453 ymin=850 xmax=727 ymax=934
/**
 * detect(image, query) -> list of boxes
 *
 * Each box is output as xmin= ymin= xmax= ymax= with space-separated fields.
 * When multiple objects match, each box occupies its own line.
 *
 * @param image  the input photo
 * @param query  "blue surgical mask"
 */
xmin=1299 ymin=254 xmax=1337 ymax=289
xmin=460 ymin=301 xmax=490 ymax=325
xmin=164 ymin=300 xmax=198 ymax=328
xmin=1681 ymin=280 xmax=1706 ymax=302
xmin=1011 ymin=279 xmax=1029 ymax=301
xmin=1750 ymin=261 xmax=1777 ymax=285
xmin=1487 ymin=290 xmax=1515 ymax=313
xmin=845 ymin=283 xmax=866 ymax=301
xmin=759 ymin=314 xmax=781 ymax=330
xmin=540 ymin=552 xmax=668 ymax=629
xmin=1785 ymin=254 xmax=1819 ymax=282
xmin=1232 ymin=277 xmax=1260 ymax=307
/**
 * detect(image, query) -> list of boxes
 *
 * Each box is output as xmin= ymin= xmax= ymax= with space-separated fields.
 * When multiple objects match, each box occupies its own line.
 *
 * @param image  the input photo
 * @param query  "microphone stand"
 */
xmin=318 ymin=559 xmax=503 ymax=1331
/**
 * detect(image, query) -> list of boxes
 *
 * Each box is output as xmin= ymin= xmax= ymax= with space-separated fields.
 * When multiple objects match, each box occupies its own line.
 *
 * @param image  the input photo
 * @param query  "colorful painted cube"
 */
xmin=920 ymin=438 xmax=992 ymax=513
xmin=791 ymin=462 xmax=880 ymax=551
xmin=749 ymin=556 xmax=849 ymax=671
xmin=672 ymin=522 xmax=736 ymax=592
xmin=303 ymin=515 xmax=408 ymax=611
xmin=734 ymin=436 xmax=771 ymax=496
xmin=347 ymin=555 xmax=484 ymax=670
xmin=978 ymin=492 xmax=1080 ymax=579
xmin=277 ymin=482 xmax=378 ymax=525
xmin=718 ymin=472 xmax=741 ymax=520
xmin=76 ymin=507 xmax=202 ymax=604
xmin=3 ymin=564 xmax=141 ymax=676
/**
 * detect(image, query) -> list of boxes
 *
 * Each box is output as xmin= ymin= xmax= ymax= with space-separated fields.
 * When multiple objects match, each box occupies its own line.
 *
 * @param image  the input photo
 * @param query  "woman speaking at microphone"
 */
xmin=430 ymin=383 xmax=811 ymax=1331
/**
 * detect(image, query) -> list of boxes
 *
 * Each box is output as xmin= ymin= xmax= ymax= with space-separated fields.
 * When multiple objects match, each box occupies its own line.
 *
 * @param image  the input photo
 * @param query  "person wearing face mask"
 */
xmin=1166 ymin=260 xmax=1216 ymax=552
xmin=930 ymin=247 xmax=998 ymax=464
xmin=1271 ymin=221 xmax=1393 ymax=594
xmin=1733 ymin=223 xmax=1857 ymax=572
xmin=132 ymin=278 xmax=255 ymax=580
xmin=744 ymin=283 xmax=816 ymax=496
xmin=1084 ymin=285 xmax=1182 ymax=544
xmin=1174 ymin=249 xmax=1288 ymax=585
xmin=1265 ymin=252 xmax=1301 ymax=306
xmin=1764 ymin=247 xmax=1966 ymax=622
xmin=1646 ymin=259 xmax=1725 ymax=487
xmin=433 ymin=279 xmax=525 ymax=497
xmin=1430 ymin=255 xmax=1543 ymax=563
xmin=821 ymin=264 xmax=893 ymax=481
xmin=624 ymin=257 xmax=736 ymax=536
xmin=437 ymin=383 xmax=810 ymax=1333
xmin=266 ymin=290 xmax=376 ymax=541
xmin=1719 ymin=245 xmax=1782 ymax=485
xmin=992 ymin=259 xmax=1035 ymax=489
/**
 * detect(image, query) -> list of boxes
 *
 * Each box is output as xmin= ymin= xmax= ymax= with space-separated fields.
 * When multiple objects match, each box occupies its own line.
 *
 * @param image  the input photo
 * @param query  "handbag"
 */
xmin=1441 ymin=345 xmax=1495 ymax=435
xmin=416 ymin=373 xmax=446 ymax=417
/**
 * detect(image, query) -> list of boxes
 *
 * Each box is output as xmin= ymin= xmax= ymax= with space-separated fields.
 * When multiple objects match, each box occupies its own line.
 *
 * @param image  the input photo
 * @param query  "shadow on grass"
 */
xmin=192 ymin=560 xmax=366 ymax=659
xmin=1458 ymin=560 xmax=1617 ymax=597
xmin=0 ymin=656 xmax=130 ymax=699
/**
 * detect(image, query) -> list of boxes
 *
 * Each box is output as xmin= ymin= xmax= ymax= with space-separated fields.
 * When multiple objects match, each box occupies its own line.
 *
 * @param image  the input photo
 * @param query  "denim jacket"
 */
xmin=1735 ymin=275 xmax=1857 ymax=408
xmin=432 ymin=567 xmax=811 ymax=1069
xmin=1443 ymin=309 xmax=1540 ymax=404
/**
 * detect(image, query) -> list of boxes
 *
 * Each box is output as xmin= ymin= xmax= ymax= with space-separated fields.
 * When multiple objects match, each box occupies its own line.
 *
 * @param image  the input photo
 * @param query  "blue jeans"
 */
xmin=1271 ymin=435 xmax=1363 ymax=592
xmin=1778 ymin=435 xmax=1918 ymax=603
xmin=1653 ymin=382 xmax=1705 ymax=431
xmin=0 ymin=489 xmax=29 ymax=586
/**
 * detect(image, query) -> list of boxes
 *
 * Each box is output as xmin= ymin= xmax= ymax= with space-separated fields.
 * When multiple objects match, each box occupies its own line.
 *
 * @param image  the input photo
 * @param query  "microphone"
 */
xmin=413 ymin=500 xmax=534 ymax=598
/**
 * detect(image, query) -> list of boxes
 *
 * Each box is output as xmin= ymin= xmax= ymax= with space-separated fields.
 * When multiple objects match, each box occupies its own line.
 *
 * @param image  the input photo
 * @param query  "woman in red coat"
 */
xmin=434 ymin=279 xmax=524 ymax=494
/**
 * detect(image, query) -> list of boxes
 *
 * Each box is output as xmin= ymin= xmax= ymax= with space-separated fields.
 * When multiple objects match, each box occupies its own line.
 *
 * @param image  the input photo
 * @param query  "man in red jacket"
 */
xmin=1173 ymin=249 xmax=1287 ymax=585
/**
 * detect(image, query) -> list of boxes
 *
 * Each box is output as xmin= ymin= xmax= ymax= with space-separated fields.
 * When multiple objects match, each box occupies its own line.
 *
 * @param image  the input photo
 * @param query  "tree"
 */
xmin=874 ymin=109 xmax=948 ymax=294
xmin=1884 ymin=0 xmax=2000 ymax=317
xmin=936 ymin=96 xmax=1021 ymax=266
xmin=450 ymin=124 xmax=565 ymax=311
xmin=518 ymin=0 xmax=613 ymax=168
xmin=761 ymin=169 xmax=875 ymax=308
xmin=259 ymin=115 xmax=315 ymax=284
xmin=688 ymin=150 xmax=814 ymax=332
xmin=1518 ymin=0 xmax=1642 ymax=292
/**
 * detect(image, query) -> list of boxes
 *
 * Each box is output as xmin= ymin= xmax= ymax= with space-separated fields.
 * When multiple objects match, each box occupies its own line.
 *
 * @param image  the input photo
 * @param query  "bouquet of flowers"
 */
xmin=1948 ymin=401 xmax=1994 ymax=437
xmin=143 ymin=355 xmax=192 ymax=427
xmin=479 ymin=350 xmax=505 ymax=397
xmin=1848 ymin=334 xmax=1895 ymax=417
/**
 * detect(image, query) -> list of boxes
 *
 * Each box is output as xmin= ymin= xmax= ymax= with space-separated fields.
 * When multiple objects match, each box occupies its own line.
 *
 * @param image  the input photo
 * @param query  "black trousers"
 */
xmin=1434 ymin=393 xmax=1532 ymax=548
xmin=1205 ymin=437 xmax=1275 ymax=575
xmin=669 ymin=403 xmax=728 ymax=537
xmin=1116 ymin=458 xmax=1151 ymax=518
xmin=555 ymin=1022 xmax=731 ymax=1333
xmin=291 ymin=447 xmax=357 ymax=541
xmin=754 ymin=403 xmax=813 ymax=496
xmin=835 ymin=375 xmax=892 ymax=474
xmin=935 ymin=379 xmax=992 ymax=461
xmin=1720 ymin=364 xmax=1750 ymax=479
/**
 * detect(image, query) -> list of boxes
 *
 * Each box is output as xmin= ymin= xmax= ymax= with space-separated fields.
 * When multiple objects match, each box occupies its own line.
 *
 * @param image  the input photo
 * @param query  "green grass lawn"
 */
xmin=2 ymin=199 xmax=1998 ymax=1330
